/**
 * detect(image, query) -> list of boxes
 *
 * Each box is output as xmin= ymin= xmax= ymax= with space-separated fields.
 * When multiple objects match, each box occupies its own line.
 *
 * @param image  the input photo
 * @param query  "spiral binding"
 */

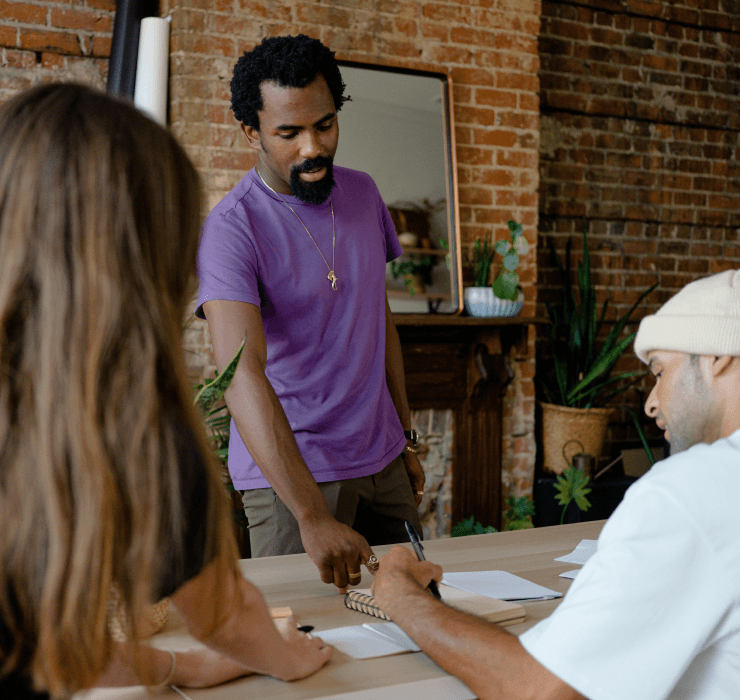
xmin=344 ymin=591 xmax=392 ymax=621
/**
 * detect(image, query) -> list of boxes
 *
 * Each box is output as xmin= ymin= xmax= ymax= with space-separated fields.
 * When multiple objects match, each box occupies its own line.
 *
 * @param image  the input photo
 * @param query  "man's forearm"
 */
xmin=384 ymin=299 xmax=411 ymax=430
xmin=225 ymin=366 xmax=331 ymax=523
xmin=385 ymin=586 xmax=581 ymax=700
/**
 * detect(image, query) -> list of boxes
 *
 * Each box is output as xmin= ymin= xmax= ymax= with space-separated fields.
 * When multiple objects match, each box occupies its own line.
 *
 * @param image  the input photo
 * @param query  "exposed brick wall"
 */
xmin=168 ymin=0 xmax=543 ymax=508
xmin=538 ymin=0 xmax=740 ymax=461
xmin=0 ymin=0 xmax=113 ymax=98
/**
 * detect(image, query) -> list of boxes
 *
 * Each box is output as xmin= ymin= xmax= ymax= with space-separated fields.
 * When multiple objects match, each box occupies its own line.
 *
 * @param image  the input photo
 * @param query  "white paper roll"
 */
xmin=133 ymin=17 xmax=170 ymax=126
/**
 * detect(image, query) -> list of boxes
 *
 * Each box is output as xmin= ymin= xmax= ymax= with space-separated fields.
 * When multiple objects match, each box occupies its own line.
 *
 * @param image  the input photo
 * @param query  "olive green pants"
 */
xmin=241 ymin=455 xmax=422 ymax=558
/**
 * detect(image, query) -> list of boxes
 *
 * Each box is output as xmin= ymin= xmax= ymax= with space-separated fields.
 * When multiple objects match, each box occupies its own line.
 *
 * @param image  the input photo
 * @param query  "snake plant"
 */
xmin=542 ymin=228 xmax=657 ymax=409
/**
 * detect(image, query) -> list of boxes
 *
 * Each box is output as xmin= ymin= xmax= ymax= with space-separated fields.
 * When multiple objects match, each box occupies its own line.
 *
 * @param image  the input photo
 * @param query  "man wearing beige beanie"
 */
xmin=371 ymin=269 xmax=740 ymax=700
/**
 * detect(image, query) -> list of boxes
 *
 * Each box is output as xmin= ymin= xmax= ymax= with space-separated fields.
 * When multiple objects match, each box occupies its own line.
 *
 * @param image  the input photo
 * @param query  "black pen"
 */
xmin=404 ymin=520 xmax=442 ymax=600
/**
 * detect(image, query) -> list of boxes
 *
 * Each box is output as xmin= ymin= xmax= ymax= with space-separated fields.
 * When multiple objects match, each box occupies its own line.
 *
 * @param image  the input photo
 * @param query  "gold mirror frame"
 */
xmin=336 ymin=60 xmax=462 ymax=314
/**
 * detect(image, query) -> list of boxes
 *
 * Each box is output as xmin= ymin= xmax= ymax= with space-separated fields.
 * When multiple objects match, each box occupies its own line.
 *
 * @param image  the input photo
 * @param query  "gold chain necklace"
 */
xmin=256 ymin=168 xmax=337 ymax=291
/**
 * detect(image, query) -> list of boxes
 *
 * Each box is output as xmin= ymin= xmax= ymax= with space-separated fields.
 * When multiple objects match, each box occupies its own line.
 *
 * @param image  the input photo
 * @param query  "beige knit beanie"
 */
xmin=634 ymin=269 xmax=740 ymax=363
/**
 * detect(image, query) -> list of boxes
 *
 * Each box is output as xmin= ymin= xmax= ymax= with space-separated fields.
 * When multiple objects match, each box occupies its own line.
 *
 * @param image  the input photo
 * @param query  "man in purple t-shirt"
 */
xmin=196 ymin=34 xmax=424 ymax=591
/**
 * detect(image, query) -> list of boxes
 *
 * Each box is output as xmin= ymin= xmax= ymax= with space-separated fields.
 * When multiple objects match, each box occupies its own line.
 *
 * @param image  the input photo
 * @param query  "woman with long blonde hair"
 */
xmin=0 ymin=83 xmax=331 ymax=699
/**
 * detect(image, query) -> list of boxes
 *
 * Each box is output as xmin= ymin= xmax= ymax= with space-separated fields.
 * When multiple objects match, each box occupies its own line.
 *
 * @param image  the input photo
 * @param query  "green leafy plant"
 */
xmin=492 ymin=220 xmax=529 ymax=301
xmin=503 ymin=495 xmax=535 ymax=530
xmin=390 ymin=256 xmax=432 ymax=296
xmin=542 ymin=227 xmax=657 ymax=408
xmin=553 ymin=466 xmax=592 ymax=525
xmin=629 ymin=409 xmax=656 ymax=467
xmin=469 ymin=235 xmax=495 ymax=288
xmin=439 ymin=237 xmax=450 ymax=270
xmin=451 ymin=516 xmax=498 ymax=537
xmin=193 ymin=333 xmax=247 ymax=530
xmin=468 ymin=220 xmax=528 ymax=300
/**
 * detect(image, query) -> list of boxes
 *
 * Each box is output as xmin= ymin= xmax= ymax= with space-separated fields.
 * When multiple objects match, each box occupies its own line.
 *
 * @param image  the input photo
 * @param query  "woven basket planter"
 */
xmin=540 ymin=402 xmax=612 ymax=475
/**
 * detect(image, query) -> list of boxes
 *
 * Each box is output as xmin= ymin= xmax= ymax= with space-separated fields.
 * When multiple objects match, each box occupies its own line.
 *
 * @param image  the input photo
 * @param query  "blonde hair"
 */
xmin=0 ymin=83 xmax=237 ymax=697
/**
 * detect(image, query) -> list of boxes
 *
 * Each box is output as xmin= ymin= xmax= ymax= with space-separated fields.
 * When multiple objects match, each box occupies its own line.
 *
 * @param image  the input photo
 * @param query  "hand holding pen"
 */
xmin=404 ymin=520 xmax=442 ymax=600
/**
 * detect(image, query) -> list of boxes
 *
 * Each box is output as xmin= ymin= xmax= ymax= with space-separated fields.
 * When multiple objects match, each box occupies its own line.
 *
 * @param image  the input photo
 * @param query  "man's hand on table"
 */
xmin=402 ymin=451 xmax=426 ymax=507
xmin=299 ymin=514 xmax=377 ymax=592
xmin=371 ymin=545 xmax=444 ymax=617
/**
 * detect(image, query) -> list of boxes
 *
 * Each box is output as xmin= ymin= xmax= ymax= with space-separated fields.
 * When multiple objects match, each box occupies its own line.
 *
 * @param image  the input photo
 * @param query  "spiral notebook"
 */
xmin=345 ymin=584 xmax=526 ymax=626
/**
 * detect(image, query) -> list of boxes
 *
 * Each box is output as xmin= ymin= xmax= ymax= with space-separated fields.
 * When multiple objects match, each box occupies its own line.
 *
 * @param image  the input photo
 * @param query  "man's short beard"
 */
xmin=290 ymin=156 xmax=335 ymax=204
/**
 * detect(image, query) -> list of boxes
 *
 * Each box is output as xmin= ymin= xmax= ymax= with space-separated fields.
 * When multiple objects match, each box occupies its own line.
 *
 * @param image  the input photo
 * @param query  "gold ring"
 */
xmin=365 ymin=555 xmax=379 ymax=572
xmin=348 ymin=572 xmax=361 ymax=579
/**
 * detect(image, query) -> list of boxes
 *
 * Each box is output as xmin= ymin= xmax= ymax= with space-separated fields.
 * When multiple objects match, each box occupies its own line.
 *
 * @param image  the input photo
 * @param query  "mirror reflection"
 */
xmin=335 ymin=62 xmax=461 ymax=314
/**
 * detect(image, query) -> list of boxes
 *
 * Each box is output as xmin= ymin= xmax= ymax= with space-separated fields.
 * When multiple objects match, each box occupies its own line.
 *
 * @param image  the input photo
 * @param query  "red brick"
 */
xmin=40 ymin=51 xmax=63 ymax=68
xmin=0 ymin=1 xmax=46 ymax=25
xmin=3 ymin=48 xmax=34 ymax=68
xmin=457 ymin=145 xmax=493 ymax=166
xmin=51 ymin=8 xmax=112 ymax=33
xmin=475 ymin=87 xmax=516 ymax=108
xmin=210 ymin=150 xmax=254 ymax=171
xmin=496 ymin=190 xmax=536 ymax=207
xmin=426 ymin=44 xmax=472 ymax=65
xmin=90 ymin=34 xmax=111 ymax=57
xmin=85 ymin=0 xmax=115 ymax=10
xmin=0 ymin=25 xmax=18 ymax=48
xmin=422 ymin=3 xmax=472 ymax=24
xmin=454 ymin=104 xmax=495 ymax=126
xmin=20 ymin=28 xmax=81 ymax=55
xmin=171 ymin=33 xmax=234 ymax=57
xmin=497 ymin=149 xmax=538 ymax=169
xmin=450 ymin=26 xmax=495 ymax=48
xmin=295 ymin=3 xmax=351 ymax=28
xmin=473 ymin=128 xmax=517 ymax=148
xmin=420 ymin=22 xmax=448 ymax=42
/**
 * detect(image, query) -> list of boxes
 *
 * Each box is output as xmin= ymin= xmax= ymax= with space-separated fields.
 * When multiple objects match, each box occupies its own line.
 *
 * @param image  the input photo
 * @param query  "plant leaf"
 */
xmin=507 ymin=219 xmax=523 ymax=237
xmin=554 ymin=467 xmax=592 ymax=513
xmin=513 ymin=236 xmax=529 ymax=255
xmin=503 ymin=251 xmax=519 ymax=271
xmin=194 ymin=332 xmax=247 ymax=415
xmin=565 ymin=333 xmax=636 ymax=405
xmin=494 ymin=239 xmax=511 ymax=255
xmin=630 ymin=409 xmax=656 ymax=466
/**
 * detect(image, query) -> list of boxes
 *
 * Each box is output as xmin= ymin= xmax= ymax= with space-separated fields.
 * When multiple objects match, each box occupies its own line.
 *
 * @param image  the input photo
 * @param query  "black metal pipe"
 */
xmin=107 ymin=0 xmax=159 ymax=99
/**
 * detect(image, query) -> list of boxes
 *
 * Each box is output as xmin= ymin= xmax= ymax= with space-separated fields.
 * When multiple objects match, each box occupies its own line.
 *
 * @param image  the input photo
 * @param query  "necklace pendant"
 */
xmin=328 ymin=270 xmax=338 ymax=291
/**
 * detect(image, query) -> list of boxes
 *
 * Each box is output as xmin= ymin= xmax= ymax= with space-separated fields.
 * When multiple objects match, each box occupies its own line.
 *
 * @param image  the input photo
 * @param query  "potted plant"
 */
xmin=539 ymin=228 xmax=657 ymax=474
xmin=390 ymin=255 xmax=433 ymax=296
xmin=463 ymin=220 xmax=528 ymax=317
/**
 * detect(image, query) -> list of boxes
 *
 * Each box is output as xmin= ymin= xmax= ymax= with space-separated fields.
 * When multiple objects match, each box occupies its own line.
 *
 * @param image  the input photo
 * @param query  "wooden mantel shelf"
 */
xmin=392 ymin=315 xmax=545 ymax=530
xmin=393 ymin=314 xmax=549 ymax=327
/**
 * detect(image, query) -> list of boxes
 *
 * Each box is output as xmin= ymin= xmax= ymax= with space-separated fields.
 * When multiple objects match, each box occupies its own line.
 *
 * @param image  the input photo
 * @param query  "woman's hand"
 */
xmin=172 ymin=646 xmax=252 ymax=688
xmin=271 ymin=614 xmax=334 ymax=681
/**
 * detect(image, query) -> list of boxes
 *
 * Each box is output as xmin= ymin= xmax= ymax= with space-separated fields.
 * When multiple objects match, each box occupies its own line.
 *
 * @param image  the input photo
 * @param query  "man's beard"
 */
xmin=290 ymin=156 xmax=335 ymax=204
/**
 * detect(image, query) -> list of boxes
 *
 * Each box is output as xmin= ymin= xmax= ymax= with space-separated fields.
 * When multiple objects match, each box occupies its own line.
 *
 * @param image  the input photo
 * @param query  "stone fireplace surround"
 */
xmin=395 ymin=314 xmax=539 ymax=534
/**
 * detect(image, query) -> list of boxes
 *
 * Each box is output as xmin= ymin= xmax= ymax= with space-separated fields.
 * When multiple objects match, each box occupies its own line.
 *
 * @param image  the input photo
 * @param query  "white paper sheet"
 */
xmin=362 ymin=622 xmax=420 ymax=651
xmin=554 ymin=538 xmax=598 ymax=564
xmin=559 ymin=569 xmax=581 ymax=579
xmin=442 ymin=570 xmax=562 ymax=600
xmin=316 ymin=623 xmax=421 ymax=659
xmin=318 ymin=675 xmax=476 ymax=700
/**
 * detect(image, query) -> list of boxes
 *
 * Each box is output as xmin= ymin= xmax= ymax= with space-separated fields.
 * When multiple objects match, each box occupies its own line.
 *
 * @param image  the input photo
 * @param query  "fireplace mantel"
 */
xmin=394 ymin=315 xmax=546 ymax=530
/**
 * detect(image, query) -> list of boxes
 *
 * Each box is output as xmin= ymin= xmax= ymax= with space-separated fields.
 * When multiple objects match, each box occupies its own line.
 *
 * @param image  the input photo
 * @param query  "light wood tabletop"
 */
xmin=78 ymin=520 xmax=604 ymax=700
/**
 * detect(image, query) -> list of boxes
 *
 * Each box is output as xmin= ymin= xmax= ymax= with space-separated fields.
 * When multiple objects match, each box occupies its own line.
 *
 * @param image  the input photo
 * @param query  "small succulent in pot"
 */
xmin=492 ymin=220 xmax=529 ymax=300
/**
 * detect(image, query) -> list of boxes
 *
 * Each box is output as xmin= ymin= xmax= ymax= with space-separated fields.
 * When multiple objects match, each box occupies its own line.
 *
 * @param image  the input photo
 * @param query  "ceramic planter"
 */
xmin=464 ymin=287 xmax=523 ymax=317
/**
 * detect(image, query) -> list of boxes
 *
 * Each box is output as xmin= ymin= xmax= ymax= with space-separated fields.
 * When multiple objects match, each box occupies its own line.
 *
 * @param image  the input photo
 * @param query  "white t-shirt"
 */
xmin=520 ymin=429 xmax=740 ymax=700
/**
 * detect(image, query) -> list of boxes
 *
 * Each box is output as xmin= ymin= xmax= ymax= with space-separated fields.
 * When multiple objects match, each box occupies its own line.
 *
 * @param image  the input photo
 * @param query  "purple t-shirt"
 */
xmin=196 ymin=166 xmax=406 ymax=490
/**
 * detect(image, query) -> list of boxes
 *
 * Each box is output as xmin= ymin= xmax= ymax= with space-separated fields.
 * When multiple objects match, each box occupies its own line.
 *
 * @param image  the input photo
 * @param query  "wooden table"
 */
xmin=79 ymin=521 xmax=604 ymax=700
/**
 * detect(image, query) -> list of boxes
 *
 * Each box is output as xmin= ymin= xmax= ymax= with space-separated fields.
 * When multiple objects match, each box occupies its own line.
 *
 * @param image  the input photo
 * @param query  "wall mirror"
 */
xmin=335 ymin=61 xmax=462 ymax=314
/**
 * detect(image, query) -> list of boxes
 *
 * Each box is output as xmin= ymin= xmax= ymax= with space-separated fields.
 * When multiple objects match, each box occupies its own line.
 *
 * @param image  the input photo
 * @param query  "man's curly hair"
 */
xmin=231 ymin=34 xmax=349 ymax=129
